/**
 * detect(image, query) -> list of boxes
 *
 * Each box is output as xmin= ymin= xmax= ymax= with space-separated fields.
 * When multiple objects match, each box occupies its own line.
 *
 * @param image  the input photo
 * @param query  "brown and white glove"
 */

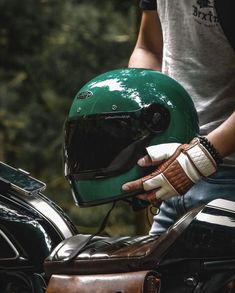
xmin=122 ymin=137 xmax=221 ymax=206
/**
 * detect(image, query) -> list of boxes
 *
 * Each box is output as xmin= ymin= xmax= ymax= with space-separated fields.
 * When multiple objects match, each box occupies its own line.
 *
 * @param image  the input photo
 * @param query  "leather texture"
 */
xmin=44 ymin=235 xmax=160 ymax=276
xmin=142 ymin=139 xmax=216 ymax=199
xmin=185 ymin=139 xmax=216 ymax=176
xmin=44 ymin=206 xmax=197 ymax=277
xmin=162 ymin=156 xmax=193 ymax=194
xmin=45 ymin=271 xmax=161 ymax=293
xmin=143 ymin=145 xmax=193 ymax=196
xmin=44 ymin=207 xmax=200 ymax=292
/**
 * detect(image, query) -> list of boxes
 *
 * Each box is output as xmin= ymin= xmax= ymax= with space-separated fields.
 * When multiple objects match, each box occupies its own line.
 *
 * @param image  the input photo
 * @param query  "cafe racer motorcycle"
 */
xmin=0 ymin=164 xmax=235 ymax=293
xmin=0 ymin=69 xmax=234 ymax=292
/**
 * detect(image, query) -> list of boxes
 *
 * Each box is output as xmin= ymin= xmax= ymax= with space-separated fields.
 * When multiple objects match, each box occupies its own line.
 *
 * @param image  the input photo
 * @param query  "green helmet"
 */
xmin=64 ymin=68 xmax=199 ymax=208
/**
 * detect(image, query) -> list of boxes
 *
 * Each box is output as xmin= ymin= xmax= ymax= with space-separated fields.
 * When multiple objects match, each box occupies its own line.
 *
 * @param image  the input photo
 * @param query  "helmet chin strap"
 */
xmin=63 ymin=201 xmax=117 ymax=263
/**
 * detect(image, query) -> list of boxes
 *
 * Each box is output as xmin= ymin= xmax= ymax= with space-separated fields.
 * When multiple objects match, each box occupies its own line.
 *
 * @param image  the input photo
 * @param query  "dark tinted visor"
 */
xmin=64 ymin=112 xmax=152 ymax=179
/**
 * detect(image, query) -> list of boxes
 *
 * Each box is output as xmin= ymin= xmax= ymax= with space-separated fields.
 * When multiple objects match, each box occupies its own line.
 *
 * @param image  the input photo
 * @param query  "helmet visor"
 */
xmin=64 ymin=112 xmax=151 ymax=180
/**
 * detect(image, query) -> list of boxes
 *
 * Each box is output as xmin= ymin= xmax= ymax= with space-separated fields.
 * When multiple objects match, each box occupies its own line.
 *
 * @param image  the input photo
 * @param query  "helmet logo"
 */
xmin=77 ymin=91 xmax=93 ymax=99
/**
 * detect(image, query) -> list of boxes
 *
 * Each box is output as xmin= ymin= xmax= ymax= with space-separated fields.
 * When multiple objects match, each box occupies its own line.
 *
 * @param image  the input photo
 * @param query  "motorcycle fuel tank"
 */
xmin=0 ymin=161 xmax=77 ymax=271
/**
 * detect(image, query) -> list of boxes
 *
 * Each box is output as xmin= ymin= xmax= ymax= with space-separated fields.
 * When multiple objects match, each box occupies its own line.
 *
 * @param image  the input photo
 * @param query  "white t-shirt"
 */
xmin=156 ymin=0 xmax=235 ymax=165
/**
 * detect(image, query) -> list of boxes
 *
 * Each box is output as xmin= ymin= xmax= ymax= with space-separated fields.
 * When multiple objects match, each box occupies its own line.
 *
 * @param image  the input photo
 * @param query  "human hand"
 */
xmin=122 ymin=138 xmax=218 ymax=206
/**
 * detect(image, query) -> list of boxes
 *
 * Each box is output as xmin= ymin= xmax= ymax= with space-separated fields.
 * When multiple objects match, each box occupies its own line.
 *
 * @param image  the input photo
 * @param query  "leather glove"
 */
xmin=122 ymin=137 xmax=218 ymax=206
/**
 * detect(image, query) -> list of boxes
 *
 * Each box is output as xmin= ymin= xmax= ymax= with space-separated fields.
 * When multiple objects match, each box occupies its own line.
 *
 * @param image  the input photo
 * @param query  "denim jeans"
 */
xmin=149 ymin=166 xmax=235 ymax=236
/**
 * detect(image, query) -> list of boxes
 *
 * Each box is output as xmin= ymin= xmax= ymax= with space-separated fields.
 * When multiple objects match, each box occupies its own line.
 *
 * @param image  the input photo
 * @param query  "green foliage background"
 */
xmin=0 ymin=0 xmax=149 ymax=235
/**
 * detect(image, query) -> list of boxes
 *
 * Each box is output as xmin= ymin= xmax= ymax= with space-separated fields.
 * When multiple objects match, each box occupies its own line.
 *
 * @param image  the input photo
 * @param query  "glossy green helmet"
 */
xmin=64 ymin=68 xmax=199 ymax=207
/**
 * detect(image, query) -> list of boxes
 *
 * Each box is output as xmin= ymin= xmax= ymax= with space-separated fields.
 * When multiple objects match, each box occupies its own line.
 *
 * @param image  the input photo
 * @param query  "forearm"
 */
xmin=128 ymin=47 xmax=162 ymax=71
xmin=207 ymin=111 xmax=235 ymax=158
xmin=128 ymin=11 xmax=163 ymax=71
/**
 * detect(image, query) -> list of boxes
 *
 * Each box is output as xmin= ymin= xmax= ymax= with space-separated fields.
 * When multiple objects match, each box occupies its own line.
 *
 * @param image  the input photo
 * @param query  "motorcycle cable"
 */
xmin=63 ymin=201 xmax=117 ymax=263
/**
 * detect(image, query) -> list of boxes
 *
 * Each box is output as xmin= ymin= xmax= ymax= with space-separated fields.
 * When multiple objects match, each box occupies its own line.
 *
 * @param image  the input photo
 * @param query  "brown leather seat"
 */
xmin=44 ymin=235 xmax=161 ymax=276
xmin=44 ymin=206 xmax=200 ymax=277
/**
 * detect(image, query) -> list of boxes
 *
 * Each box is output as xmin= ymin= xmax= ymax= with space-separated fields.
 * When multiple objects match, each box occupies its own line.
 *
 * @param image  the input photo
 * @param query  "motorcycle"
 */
xmin=0 ymin=160 xmax=235 ymax=293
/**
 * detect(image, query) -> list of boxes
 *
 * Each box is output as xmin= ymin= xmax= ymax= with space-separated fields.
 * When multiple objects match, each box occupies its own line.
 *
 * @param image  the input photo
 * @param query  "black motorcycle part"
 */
xmin=0 ymin=163 xmax=77 ymax=271
xmin=44 ymin=198 xmax=235 ymax=293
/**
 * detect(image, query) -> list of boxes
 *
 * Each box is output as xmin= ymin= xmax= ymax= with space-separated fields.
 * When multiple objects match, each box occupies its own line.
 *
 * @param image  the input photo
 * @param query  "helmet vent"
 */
xmin=77 ymin=91 xmax=93 ymax=99
xmin=141 ymin=103 xmax=170 ymax=133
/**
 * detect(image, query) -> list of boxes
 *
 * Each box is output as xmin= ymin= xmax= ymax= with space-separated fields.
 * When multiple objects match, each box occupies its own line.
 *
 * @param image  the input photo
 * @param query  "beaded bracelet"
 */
xmin=197 ymin=136 xmax=223 ymax=166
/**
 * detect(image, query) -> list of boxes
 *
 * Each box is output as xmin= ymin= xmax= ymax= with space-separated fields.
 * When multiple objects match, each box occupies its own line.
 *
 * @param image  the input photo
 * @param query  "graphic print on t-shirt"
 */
xmin=192 ymin=0 xmax=219 ymax=27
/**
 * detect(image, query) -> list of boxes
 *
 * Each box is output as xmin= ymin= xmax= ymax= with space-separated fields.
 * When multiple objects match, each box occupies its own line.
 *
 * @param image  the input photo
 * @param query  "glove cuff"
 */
xmin=197 ymin=136 xmax=223 ymax=165
xmin=184 ymin=138 xmax=217 ymax=177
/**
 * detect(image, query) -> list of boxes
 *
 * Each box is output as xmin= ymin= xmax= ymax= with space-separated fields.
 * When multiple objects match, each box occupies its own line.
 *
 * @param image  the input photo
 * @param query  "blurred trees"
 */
xmin=0 ymin=0 xmax=149 ymax=235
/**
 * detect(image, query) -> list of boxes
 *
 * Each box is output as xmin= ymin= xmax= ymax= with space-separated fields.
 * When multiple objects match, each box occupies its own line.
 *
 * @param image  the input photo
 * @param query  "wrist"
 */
xmin=183 ymin=138 xmax=217 ymax=177
xmin=196 ymin=136 xmax=223 ymax=166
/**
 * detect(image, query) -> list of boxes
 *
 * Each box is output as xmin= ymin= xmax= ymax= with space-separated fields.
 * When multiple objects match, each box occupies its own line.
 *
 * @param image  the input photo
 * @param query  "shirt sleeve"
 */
xmin=139 ymin=0 xmax=157 ymax=10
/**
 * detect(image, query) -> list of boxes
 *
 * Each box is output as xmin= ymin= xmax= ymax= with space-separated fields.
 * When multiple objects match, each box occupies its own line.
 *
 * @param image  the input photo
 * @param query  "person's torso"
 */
xmin=156 ymin=0 xmax=235 ymax=165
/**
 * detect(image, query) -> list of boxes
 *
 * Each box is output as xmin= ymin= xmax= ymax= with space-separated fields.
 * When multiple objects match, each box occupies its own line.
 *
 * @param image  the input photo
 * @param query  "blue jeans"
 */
xmin=149 ymin=166 xmax=235 ymax=235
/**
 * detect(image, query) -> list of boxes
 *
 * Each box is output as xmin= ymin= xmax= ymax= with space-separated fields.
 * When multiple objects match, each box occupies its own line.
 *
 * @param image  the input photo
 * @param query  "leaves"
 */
xmin=0 ymin=0 xmax=144 ymax=235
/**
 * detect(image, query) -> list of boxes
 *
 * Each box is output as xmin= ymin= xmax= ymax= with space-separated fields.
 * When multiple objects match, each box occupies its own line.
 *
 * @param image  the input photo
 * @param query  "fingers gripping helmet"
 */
xmin=64 ymin=69 xmax=199 ymax=207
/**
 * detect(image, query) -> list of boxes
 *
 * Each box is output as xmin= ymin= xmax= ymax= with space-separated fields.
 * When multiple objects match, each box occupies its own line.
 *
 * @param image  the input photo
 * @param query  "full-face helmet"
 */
xmin=64 ymin=68 xmax=199 ymax=207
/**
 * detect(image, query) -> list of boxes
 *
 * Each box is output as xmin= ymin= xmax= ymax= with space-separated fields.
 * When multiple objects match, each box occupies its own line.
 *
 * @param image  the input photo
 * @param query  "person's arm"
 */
xmin=207 ymin=111 xmax=235 ymax=158
xmin=128 ymin=10 xmax=163 ymax=71
xmin=122 ymin=111 xmax=235 ymax=205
